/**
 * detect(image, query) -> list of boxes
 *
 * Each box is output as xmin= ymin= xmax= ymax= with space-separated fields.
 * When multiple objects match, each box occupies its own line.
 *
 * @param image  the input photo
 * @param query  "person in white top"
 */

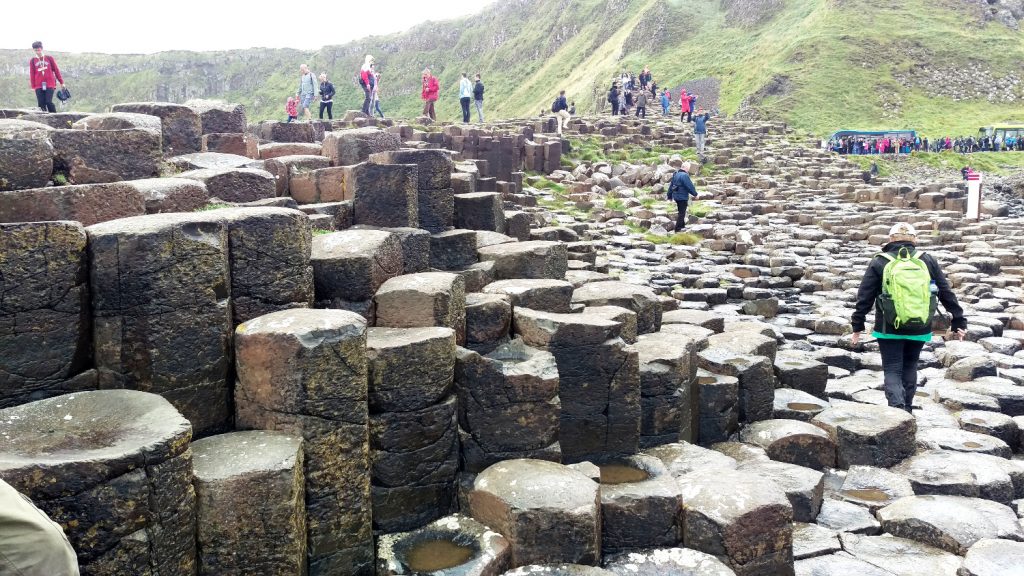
xmin=459 ymin=73 xmax=473 ymax=123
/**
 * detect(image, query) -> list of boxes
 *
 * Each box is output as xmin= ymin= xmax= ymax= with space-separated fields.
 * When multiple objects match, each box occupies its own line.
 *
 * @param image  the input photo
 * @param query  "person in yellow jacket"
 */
xmin=0 ymin=478 xmax=79 ymax=576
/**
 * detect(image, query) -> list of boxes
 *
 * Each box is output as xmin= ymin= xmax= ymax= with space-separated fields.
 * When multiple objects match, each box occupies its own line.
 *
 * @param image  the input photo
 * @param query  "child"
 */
xmin=285 ymin=96 xmax=298 ymax=123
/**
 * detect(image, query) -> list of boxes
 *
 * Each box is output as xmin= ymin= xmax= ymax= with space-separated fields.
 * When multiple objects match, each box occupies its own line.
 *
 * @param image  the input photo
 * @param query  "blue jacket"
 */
xmin=667 ymin=170 xmax=698 ymax=202
xmin=692 ymin=113 xmax=710 ymax=134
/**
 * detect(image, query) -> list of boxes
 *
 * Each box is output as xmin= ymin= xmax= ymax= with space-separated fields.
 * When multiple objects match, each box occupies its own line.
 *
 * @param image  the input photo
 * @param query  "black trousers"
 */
xmin=636 ymin=106 xmax=646 ymax=118
xmin=319 ymin=101 xmax=333 ymax=120
xmin=611 ymin=102 xmax=619 ymax=115
xmin=361 ymin=85 xmax=371 ymax=114
xmin=35 ymin=88 xmax=55 ymax=113
xmin=877 ymin=338 xmax=925 ymax=412
xmin=674 ymin=200 xmax=688 ymax=231
xmin=460 ymin=97 xmax=471 ymax=123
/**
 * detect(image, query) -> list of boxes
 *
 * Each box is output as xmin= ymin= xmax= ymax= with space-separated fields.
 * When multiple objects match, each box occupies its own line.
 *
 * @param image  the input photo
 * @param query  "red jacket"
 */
xmin=679 ymin=91 xmax=690 ymax=113
xmin=421 ymin=75 xmax=439 ymax=102
xmin=29 ymin=55 xmax=63 ymax=90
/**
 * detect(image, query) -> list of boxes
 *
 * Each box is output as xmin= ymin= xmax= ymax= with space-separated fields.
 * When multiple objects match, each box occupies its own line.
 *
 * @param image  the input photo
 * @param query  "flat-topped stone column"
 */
xmin=234 ymin=308 xmax=372 ymax=575
xmin=191 ymin=430 xmax=306 ymax=576
xmin=0 ymin=390 xmax=196 ymax=575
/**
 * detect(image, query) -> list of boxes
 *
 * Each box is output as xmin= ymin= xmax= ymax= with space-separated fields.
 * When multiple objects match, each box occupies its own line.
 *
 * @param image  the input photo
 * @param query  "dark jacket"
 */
xmin=319 ymin=81 xmax=335 ymax=102
xmin=667 ymin=170 xmax=698 ymax=202
xmin=692 ymin=113 xmax=710 ymax=134
xmin=851 ymin=241 xmax=966 ymax=335
xmin=554 ymin=96 xmax=568 ymax=112
xmin=474 ymin=80 xmax=484 ymax=100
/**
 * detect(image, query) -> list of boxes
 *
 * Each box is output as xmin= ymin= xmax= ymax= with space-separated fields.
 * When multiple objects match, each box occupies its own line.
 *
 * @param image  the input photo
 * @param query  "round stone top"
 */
xmin=473 ymin=459 xmax=598 ymax=511
xmin=812 ymin=402 xmax=914 ymax=437
xmin=0 ymin=390 xmax=191 ymax=496
xmin=237 ymin=308 xmax=366 ymax=338
xmin=312 ymin=228 xmax=394 ymax=256
xmin=741 ymin=419 xmax=832 ymax=447
xmin=483 ymin=279 xmax=574 ymax=295
xmin=191 ymin=430 xmax=302 ymax=482
xmin=604 ymin=547 xmax=735 ymax=576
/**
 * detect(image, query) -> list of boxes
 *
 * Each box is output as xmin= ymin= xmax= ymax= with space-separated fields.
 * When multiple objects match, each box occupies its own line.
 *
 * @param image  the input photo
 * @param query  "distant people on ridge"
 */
xmin=459 ymin=73 xmax=473 ymax=123
xmin=473 ymin=73 xmax=485 ymax=123
xmin=29 ymin=41 xmax=65 ymax=113
xmin=359 ymin=55 xmax=375 ymax=116
xmin=639 ymin=66 xmax=651 ymax=90
xmin=421 ymin=68 xmax=439 ymax=121
xmin=296 ymin=64 xmax=316 ymax=122
xmin=318 ymin=73 xmax=335 ymax=120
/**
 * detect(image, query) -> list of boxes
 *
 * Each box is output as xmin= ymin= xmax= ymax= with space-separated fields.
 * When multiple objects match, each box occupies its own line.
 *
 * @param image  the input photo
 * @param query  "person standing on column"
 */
xmin=318 ymin=73 xmax=335 ymax=120
xmin=851 ymin=223 xmax=967 ymax=412
xmin=691 ymin=108 xmax=711 ymax=154
xmin=473 ymin=73 xmax=485 ymax=123
xmin=666 ymin=162 xmax=699 ymax=232
xmin=29 ymin=41 xmax=65 ymax=113
xmin=421 ymin=68 xmax=439 ymax=121
xmin=371 ymin=68 xmax=385 ymax=119
xmin=295 ymin=64 xmax=316 ymax=122
xmin=359 ymin=55 xmax=375 ymax=115
xmin=459 ymin=72 xmax=473 ymax=123
xmin=552 ymin=90 xmax=571 ymax=135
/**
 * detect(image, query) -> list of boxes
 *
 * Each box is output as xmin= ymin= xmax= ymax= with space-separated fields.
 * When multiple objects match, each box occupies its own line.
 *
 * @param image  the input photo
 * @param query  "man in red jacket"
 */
xmin=29 ymin=41 xmax=65 ymax=113
xmin=421 ymin=68 xmax=439 ymax=121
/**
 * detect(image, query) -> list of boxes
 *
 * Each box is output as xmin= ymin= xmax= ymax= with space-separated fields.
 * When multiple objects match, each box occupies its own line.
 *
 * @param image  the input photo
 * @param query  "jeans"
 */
xmin=636 ymin=106 xmax=645 ymax=118
xmin=695 ymin=133 xmax=706 ymax=153
xmin=35 ymin=88 xmax=55 ymax=113
xmin=319 ymin=101 xmax=333 ymax=120
xmin=423 ymin=100 xmax=435 ymax=120
xmin=374 ymin=100 xmax=385 ymax=119
xmin=460 ymin=97 xmax=471 ymax=122
xmin=361 ymin=85 xmax=371 ymax=114
xmin=877 ymin=338 xmax=925 ymax=411
xmin=674 ymin=200 xmax=688 ymax=231
xmin=474 ymin=99 xmax=484 ymax=122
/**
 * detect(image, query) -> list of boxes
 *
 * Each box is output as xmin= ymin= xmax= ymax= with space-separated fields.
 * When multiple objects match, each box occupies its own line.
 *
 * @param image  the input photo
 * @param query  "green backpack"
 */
xmin=877 ymin=248 xmax=937 ymax=331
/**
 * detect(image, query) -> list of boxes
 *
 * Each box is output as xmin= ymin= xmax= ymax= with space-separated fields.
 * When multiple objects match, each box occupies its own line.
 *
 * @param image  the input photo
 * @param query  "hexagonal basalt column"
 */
xmin=811 ymin=402 xmax=915 ymax=469
xmin=234 ymin=308 xmax=372 ymax=575
xmin=596 ymin=454 xmax=682 ymax=554
xmin=376 ymin=514 xmax=511 ymax=576
xmin=191 ymin=430 xmax=305 ymax=576
xmin=375 ymin=272 xmax=467 ymax=345
xmin=469 ymin=459 xmax=600 ymax=567
xmin=0 ymin=390 xmax=196 ymax=576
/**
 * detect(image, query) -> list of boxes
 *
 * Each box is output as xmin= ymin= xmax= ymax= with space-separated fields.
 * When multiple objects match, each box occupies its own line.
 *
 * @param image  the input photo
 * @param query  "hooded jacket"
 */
xmin=851 ymin=241 xmax=966 ymax=336
xmin=667 ymin=170 xmax=698 ymax=202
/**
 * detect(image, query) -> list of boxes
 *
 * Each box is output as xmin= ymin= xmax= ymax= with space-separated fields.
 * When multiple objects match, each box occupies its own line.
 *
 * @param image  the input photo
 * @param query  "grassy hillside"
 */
xmin=1 ymin=0 xmax=1021 ymax=136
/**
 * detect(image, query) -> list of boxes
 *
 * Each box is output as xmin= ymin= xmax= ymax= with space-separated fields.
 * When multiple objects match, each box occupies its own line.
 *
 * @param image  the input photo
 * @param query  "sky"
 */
xmin=4 ymin=0 xmax=497 ymax=54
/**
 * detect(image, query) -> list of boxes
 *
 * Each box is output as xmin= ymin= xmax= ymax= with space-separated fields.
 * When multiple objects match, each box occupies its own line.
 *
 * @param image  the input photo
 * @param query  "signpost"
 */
xmin=966 ymin=171 xmax=982 ymax=220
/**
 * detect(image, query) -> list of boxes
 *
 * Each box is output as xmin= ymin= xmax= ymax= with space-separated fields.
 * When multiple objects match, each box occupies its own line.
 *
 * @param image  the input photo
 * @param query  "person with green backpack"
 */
xmin=851 ymin=222 xmax=967 ymax=413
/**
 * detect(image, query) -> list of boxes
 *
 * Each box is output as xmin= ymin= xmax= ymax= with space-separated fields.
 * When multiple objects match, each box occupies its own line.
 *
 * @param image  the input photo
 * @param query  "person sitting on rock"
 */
xmin=667 ymin=161 xmax=700 ymax=232
xmin=851 ymin=223 xmax=967 ymax=413
xmin=0 ymin=479 xmax=80 ymax=575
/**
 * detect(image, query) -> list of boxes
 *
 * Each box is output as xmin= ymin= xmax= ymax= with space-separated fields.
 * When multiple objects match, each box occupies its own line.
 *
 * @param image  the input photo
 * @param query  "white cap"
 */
xmin=889 ymin=222 xmax=917 ymax=239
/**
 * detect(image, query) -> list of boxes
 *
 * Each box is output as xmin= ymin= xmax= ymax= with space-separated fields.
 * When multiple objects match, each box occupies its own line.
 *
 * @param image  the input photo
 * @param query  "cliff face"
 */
xmin=1 ymin=0 xmax=1021 ymax=135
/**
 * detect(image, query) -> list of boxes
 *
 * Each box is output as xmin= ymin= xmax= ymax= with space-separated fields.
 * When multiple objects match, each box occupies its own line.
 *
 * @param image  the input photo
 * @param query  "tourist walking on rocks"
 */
xmin=29 ymin=41 xmax=65 ymax=113
xmin=639 ymin=66 xmax=652 ymax=90
xmin=667 ymin=162 xmax=699 ymax=232
xmin=473 ymin=74 xmax=485 ymax=122
xmin=296 ymin=64 xmax=316 ymax=122
xmin=660 ymin=89 xmax=671 ymax=116
xmin=359 ymin=55 xmax=375 ymax=115
xmin=421 ymin=68 xmax=439 ymax=121
xmin=318 ymin=73 xmax=335 ymax=120
xmin=679 ymin=88 xmax=691 ymax=123
xmin=552 ymin=90 xmax=571 ymax=135
xmin=371 ymin=69 xmax=385 ymax=119
xmin=851 ymin=223 xmax=967 ymax=413
xmin=0 ymin=478 xmax=81 ymax=575
xmin=285 ymin=96 xmax=298 ymax=122
xmin=691 ymin=108 xmax=711 ymax=154
xmin=459 ymin=73 xmax=473 ymax=123
xmin=635 ymin=90 xmax=648 ymax=118
xmin=608 ymin=83 xmax=620 ymax=115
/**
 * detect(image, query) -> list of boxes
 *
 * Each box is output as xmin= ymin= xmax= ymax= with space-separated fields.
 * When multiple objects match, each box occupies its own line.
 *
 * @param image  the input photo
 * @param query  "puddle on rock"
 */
xmin=599 ymin=464 xmax=651 ymax=485
xmin=405 ymin=539 xmax=475 ymax=572
xmin=841 ymin=488 xmax=891 ymax=502
xmin=963 ymin=441 xmax=984 ymax=449
xmin=787 ymin=402 xmax=822 ymax=411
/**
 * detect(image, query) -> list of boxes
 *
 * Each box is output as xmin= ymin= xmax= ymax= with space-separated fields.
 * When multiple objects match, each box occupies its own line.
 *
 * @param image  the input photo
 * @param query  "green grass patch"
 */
xmin=604 ymin=197 xmax=627 ymax=211
xmin=688 ymin=201 xmax=715 ymax=218
xmin=52 ymin=173 xmax=68 ymax=186
xmin=312 ymin=228 xmax=335 ymax=235
xmin=645 ymin=232 xmax=702 ymax=245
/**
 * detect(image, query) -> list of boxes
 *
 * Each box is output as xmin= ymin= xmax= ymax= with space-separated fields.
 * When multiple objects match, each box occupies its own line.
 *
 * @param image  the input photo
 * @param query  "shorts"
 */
xmin=299 ymin=94 xmax=313 ymax=110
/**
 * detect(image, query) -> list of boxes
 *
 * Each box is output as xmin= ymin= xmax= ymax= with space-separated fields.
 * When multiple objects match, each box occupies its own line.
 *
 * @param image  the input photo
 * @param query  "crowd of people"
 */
xmin=827 ymin=133 xmax=1024 ymax=155
xmin=604 ymin=68 xmax=714 ymax=152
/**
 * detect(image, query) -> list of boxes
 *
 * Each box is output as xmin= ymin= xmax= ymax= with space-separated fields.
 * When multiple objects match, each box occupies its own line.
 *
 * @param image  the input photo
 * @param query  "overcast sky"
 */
xmin=5 ymin=0 xmax=497 ymax=54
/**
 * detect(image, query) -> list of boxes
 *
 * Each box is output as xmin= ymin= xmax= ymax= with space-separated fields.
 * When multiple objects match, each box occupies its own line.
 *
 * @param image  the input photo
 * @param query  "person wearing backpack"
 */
xmin=359 ymin=55 xmax=375 ymax=115
xmin=552 ymin=90 xmax=570 ymax=135
xmin=608 ymin=82 xmax=620 ymax=116
xmin=666 ymin=162 xmax=699 ymax=232
xmin=851 ymin=223 xmax=967 ymax=413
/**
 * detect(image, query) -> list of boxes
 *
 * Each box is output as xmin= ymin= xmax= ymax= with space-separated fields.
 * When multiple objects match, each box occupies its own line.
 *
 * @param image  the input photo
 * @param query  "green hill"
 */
xmin=1 ymin=0 xmax=1022 ymax=136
